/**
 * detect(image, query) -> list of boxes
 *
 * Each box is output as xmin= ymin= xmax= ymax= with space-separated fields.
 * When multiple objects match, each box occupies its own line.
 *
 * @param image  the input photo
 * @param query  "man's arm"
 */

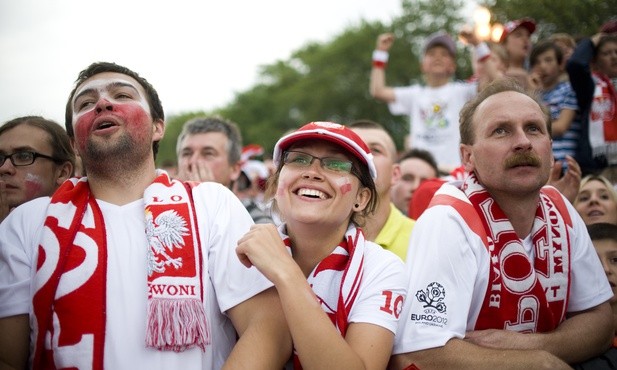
xmin=369 ymin=33 xmax=396 ymax=103
xmin=566 ymin=36 xmax=600 ymax=113
xmin=463 ymin=302 xmax=613 ymax=365
xmin=223 ymin=287 xmax=292 ymax=370
xmin=0 ymin=314 xmax=29 ymax=370
xmin=389 ymin=337 xmax=571 ymax=370
xmin=551 ymin=108 xmax=577 ymax=137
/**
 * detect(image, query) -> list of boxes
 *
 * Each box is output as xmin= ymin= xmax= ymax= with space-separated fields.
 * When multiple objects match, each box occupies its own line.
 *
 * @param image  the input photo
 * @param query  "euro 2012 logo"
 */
xmin=415 ymin=282 xmax=446 ymax=313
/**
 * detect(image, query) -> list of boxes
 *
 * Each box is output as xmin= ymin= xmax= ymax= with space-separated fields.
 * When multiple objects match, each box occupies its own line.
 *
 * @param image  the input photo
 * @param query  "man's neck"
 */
xmin=86 ymin=161 xmax=158 ymax=206
xmin=425 ymin=74 xmax=451 ymax=88
xmin=362 ymin=198 xmax=391 ymax=241
xmin=492 ymin=192 xmax=540 ymax=239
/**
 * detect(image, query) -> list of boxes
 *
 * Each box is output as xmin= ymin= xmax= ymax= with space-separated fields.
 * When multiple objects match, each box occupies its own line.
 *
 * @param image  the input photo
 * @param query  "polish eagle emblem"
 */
xmin=145 ymin=209 xmax=189 ymax=275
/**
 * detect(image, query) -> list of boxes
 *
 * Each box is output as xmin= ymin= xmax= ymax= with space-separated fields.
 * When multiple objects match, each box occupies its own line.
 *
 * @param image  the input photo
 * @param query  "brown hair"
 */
xmin=459 ymin=78 xmax=551 ymax=145
xmin=0 ymin=116 xmax=76 ymax=175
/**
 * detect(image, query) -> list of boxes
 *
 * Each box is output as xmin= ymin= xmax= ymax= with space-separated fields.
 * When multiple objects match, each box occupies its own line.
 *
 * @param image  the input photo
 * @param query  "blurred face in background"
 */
xmin=575 ymin=179 xmax=617 ymax=225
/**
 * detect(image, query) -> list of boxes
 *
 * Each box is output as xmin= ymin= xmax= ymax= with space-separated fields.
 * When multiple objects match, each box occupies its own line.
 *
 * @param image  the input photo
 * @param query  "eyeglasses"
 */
xmin=0 ymin=151 xmax=59 ymax=167
xmin=283 ymin=150 xmax=357 ymax=175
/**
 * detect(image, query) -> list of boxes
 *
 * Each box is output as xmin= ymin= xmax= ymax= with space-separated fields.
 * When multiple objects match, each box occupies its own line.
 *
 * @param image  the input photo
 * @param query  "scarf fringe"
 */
xmin=146 ymin=298 xmax=210 ymax=352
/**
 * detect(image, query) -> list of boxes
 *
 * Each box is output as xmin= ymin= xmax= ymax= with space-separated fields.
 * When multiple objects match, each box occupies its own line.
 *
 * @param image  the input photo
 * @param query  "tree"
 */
xmin=486 ymin=0 xmax=616 ymax=39
xmin=155 ymin=0 xmax=479 ymax=165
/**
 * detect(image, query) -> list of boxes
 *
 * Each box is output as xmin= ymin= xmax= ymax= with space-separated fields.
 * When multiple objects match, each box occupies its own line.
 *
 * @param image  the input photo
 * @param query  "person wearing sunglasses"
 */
xmin=0 ymin=116 xmax=75 ymax=223
xmin=237 ymin=121 xmax=407 ymax=369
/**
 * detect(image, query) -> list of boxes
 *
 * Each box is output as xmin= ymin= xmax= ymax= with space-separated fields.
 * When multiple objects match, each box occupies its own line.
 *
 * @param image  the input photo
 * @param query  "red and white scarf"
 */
xmin=589 ymin=72 xmax=617 ymax=164
xmin=457 ymin=173 xmax=572 ymax=332
xmin=279 ymin=224 xmax=365 ymax=370
xmin=32 ymin=171 xmax=208 ymax=369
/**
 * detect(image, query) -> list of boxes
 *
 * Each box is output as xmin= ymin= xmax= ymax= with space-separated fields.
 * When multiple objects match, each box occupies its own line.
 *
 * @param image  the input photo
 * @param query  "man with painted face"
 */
xmin=0 ymin=62 xmax=291 ymax=369
xmin=390 ymin=79 xmax=613 ymax=369
xmin=0 ymin=116 xmax=75 ymax=223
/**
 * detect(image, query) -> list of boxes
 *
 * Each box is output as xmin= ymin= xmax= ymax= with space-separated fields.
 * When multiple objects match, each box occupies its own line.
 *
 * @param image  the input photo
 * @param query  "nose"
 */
xmin=513 ymin=128 xmax=533 ymax=152
xmin=588 ymin=193 xmax=601 ymax=205
xmin=95 ymin=98 xmax=113 ymax=114
xmin=0 ymin=157 xmax=16 ymax=176
xmin=301 ymin=158 xmax=325 ymax=180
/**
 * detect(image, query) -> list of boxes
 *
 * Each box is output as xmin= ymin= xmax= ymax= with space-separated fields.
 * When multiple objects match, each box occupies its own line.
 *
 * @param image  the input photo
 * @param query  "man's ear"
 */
xmin=460 ymin=143 xmax=475 ymax=173
xmin=391 ymin=163 xmax=401 ymax=186
xmin=55 ymin=161 xmax=74 ymax=185
xmin=153 ymin=119 xmax=165 ymax=141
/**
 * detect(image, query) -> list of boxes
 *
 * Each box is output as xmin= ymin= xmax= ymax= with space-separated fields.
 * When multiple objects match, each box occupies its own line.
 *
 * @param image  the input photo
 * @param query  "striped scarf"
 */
xmin=32 ymin=171 xmax=208 ymax=369
xmin=279 ymin=224 xmax=365 ymax=369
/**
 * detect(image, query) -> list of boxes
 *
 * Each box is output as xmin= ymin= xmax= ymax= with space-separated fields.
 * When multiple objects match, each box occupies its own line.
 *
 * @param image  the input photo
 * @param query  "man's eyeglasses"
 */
xmin=283 ymin=150 xmax=358 ymax=175
xmin=0 ymin=151 xmax=59 ymax=167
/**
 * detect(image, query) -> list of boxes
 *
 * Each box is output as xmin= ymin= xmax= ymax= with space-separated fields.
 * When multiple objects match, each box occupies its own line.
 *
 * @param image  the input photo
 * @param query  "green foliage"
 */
xmin=485 ymin=0 xmax=616 ymax=39
xmin=156 ymin=0 xmax=608 ymax=162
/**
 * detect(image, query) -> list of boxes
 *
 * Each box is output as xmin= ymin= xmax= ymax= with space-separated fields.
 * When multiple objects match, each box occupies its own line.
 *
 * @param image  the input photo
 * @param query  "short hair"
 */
xmin=459 ymin=78 xmax=551 ymax=145
xmin=530 ymin=40 xmax=564 ymax=67
xmin=176 ymin=116 xmax=243 ymax=165
xmin=64 ymin=62 xmax=164 ymax=157
xmin=587 ymin=222 xmax=617 ymax=244
xmin=348 ymin=119 xmax=397 ymax=159
xmin=549 ymin=33 xmax=576 ymax=49
xmin=348 ymin=119 xmax=385 ymax=130
xmin=397 ymin=148 xmax=439 ymax=177
xmin=595 ymin=34 xmax=617 ymax=58
xmin=0 ymin=116 xmax=76 ymax=176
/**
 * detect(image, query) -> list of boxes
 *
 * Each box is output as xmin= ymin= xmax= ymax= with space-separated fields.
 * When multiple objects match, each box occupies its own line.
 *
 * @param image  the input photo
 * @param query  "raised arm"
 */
xmin=370 ymin=33 xmax=397 ymax=103
xmin=566 ymin=35 xmax=602 ymax=113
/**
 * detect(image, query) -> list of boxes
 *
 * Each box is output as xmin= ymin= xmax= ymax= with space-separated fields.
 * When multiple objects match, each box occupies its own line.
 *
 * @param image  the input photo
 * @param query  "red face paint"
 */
xmin=335 ymin=177 xmax=352 ymax=195
xmin=74 ymin=101 xmax=152 ymax=154
xmin=24 ymin=174 xmax=44 ymax=199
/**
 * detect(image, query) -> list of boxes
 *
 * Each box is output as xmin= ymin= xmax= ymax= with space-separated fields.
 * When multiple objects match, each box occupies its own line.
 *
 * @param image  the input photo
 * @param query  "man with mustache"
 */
xmin=390 ymin=79 xmax=613 ymax=369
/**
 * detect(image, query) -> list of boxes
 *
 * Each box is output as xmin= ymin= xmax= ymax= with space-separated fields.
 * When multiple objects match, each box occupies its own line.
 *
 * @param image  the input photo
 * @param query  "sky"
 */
xmin=0 ymin=0 xmax=404 ymax=126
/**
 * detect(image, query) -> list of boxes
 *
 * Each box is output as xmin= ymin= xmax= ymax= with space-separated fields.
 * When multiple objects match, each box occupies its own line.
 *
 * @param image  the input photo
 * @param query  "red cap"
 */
xmin=273 ymin=122 xmax=377 ymax=180
xmin=499 ymin=18 xmax=536 ymax=43
xmin=600 ymin=19 xmax=617 ymax=34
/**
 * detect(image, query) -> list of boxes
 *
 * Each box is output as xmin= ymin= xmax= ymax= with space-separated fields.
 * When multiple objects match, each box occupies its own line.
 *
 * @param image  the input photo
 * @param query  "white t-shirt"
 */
xmin=389 ymin=82 xmax=477 ymax=169
xmin=0 ymin=182 xmax=272 ymax=370
xmin=393 ymin=183 xmax=613 ymax=354
xmin=340 ymin=241 xmax=408 ymax=334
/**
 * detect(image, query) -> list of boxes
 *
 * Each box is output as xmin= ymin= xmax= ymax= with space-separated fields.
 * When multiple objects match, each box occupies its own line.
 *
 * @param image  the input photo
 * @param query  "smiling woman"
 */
xmin=235 ymin=121 xmax=407 ymax=369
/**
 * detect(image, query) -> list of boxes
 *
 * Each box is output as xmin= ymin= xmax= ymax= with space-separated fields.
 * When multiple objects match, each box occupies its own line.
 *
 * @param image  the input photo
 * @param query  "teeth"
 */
xmin=297 ymin=188 xmax=327 ymax=199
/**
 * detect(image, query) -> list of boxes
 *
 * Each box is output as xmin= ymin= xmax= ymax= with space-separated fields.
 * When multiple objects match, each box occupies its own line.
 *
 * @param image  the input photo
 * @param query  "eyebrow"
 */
xmin=0 ymin=145 xmax=37 ymax=154
xmin=73 ymin=81 xmax=140 ymax=106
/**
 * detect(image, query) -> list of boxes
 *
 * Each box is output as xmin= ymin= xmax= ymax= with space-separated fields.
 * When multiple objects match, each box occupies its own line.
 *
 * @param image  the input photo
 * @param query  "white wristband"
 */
xmin=372 ymin=50 xmax=389 ymax=63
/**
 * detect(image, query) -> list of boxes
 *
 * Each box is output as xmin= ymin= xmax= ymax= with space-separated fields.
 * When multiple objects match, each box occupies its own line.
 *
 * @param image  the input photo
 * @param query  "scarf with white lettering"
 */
xmin=589 ymin=72 xmax=617 ymax=164
xmin=279 ymin=224 xmax=365 ymax=370
xmin=32 ymin=171 xmax=208 ymax=370
xmin=462 ymin=172 xmax=572 ymax=332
